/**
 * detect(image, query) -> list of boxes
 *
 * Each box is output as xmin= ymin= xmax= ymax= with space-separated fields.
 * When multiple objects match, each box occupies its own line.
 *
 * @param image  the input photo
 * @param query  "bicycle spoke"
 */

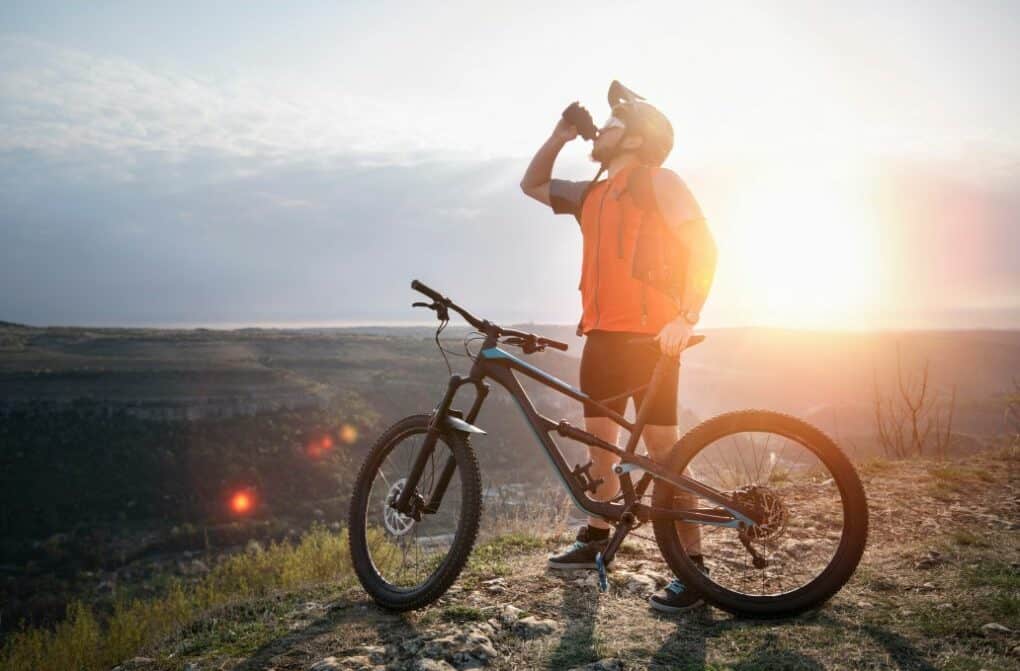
xmin=682 ymin=427 xmax=846 ymax=599
xmin=361 ymin=427 xmax=464 ymax=591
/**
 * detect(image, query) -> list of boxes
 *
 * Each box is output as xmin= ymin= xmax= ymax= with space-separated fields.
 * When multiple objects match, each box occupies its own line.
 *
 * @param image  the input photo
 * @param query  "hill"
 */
xmin=4 ymin=450 xmax=1017 ymax=670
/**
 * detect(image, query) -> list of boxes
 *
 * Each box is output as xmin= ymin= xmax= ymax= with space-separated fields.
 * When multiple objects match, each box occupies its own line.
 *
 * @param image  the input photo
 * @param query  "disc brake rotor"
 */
xmin=383 ymin=478 xmax=415 ymax=536
xmin=733 ymin=485 xmax=789 ymax=543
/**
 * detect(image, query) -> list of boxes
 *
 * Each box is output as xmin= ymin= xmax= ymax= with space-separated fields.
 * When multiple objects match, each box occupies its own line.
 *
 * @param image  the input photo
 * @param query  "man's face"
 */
xmin=591 ymin=125 xmax=624 ymax=164
xmin=590 ymin=116 xmax=641 ymax=164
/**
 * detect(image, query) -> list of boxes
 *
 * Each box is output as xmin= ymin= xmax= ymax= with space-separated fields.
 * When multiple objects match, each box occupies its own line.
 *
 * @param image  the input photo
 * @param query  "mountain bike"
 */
xmin=347 ymin=280 xmax=868 ymax=617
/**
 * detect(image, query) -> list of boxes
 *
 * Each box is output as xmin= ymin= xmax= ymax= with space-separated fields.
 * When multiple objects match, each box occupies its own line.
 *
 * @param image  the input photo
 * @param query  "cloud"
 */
xmin=0 ymin=35 xmax=1017 ymax=329
xmin=0 ymin=35 xmax=493 ymax=171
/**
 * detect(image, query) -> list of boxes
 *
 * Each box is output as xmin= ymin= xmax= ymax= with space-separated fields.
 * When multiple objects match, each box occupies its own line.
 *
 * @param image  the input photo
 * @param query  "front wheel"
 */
xmin=652 ymin=410 xmax=869 ymax=618
xmin=348 ymin=414 xmax=482 ymax=610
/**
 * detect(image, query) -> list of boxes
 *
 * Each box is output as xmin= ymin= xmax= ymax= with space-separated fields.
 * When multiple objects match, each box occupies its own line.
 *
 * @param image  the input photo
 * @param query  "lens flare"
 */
xmin=340 ymin=423 xmax=358 ymax=444
xmin=230 ymin=490 xmax=254 ymax=515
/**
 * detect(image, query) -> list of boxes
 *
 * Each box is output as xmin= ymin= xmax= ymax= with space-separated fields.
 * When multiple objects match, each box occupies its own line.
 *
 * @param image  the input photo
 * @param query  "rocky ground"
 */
xmin=99 ymin=450 xmax=1019 ymax=670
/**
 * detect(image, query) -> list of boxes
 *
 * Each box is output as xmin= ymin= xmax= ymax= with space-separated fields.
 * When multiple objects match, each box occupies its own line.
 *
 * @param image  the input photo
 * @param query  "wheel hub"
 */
xmin=384 ymin=479 xmax=416 ymax=536
xmin=733 ymin=485 xmax=788 ymax=543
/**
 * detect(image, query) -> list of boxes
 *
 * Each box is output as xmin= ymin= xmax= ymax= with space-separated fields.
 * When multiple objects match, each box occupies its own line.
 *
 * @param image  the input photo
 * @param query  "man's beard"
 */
xmin=590 ymin=139 xmax=620 ymax=164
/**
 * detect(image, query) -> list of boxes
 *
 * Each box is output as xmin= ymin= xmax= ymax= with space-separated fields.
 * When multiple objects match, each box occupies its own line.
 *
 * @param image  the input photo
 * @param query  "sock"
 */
xmin=586 ymin=525 xmax=610 ymax=541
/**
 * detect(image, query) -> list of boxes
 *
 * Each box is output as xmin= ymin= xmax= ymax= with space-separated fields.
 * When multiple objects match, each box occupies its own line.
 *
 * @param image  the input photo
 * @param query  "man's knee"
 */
xmin=643 ymin=424 xmax=679 ymax=455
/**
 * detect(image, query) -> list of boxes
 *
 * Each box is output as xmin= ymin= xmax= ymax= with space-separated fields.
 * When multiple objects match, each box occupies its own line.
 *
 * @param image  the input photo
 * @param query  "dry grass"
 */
xmin=0 ymin=525 xmax=364 ymax=671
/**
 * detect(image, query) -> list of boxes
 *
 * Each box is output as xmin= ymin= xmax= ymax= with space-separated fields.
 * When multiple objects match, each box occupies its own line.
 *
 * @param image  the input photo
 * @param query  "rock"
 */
xmin=918 ymin=582 xmax=937 ymax=591
xmin=309 ymin=658 xmax=342 ymax=671
xmin=567 ymin=659 xmax=625 ymax=671
xmin=462 ymin=630 xmax=497 ymax=660
xmin=622 ymin=572 xmax=658 ymax=595
xmin=498 ymin=604 xmax=523 ymax=626
xmin=981 ymin=622 xmax=1012 ymax=636
xmin=914 ymin=550 xmax=945 ymax=570
xmin=472 ymin=622 xmax=496 ymax=637
xmin=401 ymin=636 xmax=424 ymax=655
xmin=414 ymin=660 xmax=456 ymax=671
xmin=358 ymin=645 xmax=386 ymax=664
xmin=422 ymin=628 xmax=497 ymax=666
xmin=513 ymin=615 xmax=560 ymax=639
xmin=423 ymin=635 xmax=459 ymax=659
xmin=339 ymin=655 xmax=375 ymax=670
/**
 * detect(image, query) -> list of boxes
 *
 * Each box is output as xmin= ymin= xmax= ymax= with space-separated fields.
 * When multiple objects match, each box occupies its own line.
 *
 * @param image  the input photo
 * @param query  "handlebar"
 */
xmin=410 ymin=279 xmax=445 ymax=304
xmin=411 ymin=279 xmax=569 ymax=352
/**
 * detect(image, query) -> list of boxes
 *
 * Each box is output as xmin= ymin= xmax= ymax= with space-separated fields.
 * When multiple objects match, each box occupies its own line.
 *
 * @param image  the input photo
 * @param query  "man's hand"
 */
xmin=654 ymin=317 xmax=694 ymax=358
xmin=552 ymin=117 xmax=579 ymax=143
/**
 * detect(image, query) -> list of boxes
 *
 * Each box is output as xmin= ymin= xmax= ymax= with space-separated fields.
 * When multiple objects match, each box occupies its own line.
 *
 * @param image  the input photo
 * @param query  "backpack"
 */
xmin=573 ymin=165 xmax=691 ymax=335
xmin=625 ymin=165 xmax=690 ymax=319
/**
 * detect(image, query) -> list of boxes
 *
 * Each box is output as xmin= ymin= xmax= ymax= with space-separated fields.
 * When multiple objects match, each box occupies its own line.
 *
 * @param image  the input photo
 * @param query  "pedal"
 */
xmin=595 ymin=552 xmax=608 ymax=592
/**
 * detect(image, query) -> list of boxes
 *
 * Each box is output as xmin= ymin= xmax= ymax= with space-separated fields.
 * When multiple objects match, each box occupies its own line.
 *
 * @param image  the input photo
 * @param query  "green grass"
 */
xmin=949 ymin=529 xmax=991 ymax=548
xmin=0 ymin=525 xmax=360 ymax=671
xmin=440 ymin=604 xmax=486 ymax=624
xmin=858 ymin=457 xmax=895 ymax=475
xmin=926 ymin=463 xmax=995 ymax=484
xmin=466 ymin=531 xmax=547 ymax=577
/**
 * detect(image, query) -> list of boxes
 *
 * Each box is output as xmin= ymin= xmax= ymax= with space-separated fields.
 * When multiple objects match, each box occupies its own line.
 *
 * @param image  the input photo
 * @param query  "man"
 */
xmin=519 ymin=84 xmax=717 ymax=613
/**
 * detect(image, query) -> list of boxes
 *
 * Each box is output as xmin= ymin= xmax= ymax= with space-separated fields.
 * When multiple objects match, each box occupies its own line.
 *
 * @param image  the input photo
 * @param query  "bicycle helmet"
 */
xmin=607 ymin=80 xmax=673 ymax=166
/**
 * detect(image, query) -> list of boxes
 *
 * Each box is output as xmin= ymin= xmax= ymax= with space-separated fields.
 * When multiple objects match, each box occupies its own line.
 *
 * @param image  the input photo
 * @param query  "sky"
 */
xmin=1 ymin=1 xmax=1018 ymax=329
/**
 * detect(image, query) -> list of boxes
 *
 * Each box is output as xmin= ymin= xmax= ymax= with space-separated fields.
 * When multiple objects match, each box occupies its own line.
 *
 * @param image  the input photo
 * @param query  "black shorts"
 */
xmin=579 ymin=329 xmax=679 ymax=426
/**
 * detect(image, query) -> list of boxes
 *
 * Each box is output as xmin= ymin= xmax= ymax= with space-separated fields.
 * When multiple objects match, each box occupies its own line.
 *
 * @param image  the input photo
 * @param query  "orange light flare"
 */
xmin=305 ymin=433 xmax=335 ymax=459
xmin=229 ymin=489 xmax=256 ymax=516
xmin=339 ymin=423 xmax=358 ymax=445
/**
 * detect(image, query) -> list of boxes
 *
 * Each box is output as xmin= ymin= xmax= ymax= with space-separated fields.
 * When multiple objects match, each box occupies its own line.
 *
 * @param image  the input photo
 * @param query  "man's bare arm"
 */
xmin=520 ymin=118 xmax=578 ymax=206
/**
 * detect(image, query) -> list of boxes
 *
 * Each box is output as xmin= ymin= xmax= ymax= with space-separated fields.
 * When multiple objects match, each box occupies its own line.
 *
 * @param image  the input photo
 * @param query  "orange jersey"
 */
xmin=550 ymin=165 xmax=703 ymax=335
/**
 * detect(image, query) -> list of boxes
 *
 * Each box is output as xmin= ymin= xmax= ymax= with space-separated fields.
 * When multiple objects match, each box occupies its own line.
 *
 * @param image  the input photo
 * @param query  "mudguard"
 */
xmin=445 ymin=415 xmax=486 ymax=435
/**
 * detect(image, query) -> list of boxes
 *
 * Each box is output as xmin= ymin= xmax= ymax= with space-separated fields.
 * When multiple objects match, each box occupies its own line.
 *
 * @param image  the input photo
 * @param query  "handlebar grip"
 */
xmin=411 ymin=279 xmax=445 ymax=303
xmin=539 ymin=338 xmax=569 ymax=352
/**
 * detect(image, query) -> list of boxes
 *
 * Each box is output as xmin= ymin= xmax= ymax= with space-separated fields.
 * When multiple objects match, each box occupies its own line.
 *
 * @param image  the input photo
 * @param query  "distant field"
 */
xmin=1 ymin=322 xmax=1015 ymax=542
xmin=1 ymin=321 xmax=1015 ymax=438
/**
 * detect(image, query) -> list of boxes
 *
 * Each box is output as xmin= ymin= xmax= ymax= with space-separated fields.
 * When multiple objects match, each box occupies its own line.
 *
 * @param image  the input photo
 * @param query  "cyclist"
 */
xmin=520 ymin=88 xmax=718 ymax=613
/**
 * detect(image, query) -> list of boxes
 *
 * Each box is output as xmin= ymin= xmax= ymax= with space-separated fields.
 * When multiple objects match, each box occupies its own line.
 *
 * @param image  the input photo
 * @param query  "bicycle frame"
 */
xmin=392 ymin=330 xmax=763 ymax=530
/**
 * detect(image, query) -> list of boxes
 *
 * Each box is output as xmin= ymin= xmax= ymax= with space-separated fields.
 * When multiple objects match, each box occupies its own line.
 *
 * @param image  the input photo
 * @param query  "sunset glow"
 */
xmin=714 ymin=164 xmax=882 ymax=329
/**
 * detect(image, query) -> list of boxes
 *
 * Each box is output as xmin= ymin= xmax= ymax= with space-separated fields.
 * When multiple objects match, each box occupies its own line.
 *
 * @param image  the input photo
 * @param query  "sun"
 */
xmin=714 ymin=164 xmax=881 ymax=329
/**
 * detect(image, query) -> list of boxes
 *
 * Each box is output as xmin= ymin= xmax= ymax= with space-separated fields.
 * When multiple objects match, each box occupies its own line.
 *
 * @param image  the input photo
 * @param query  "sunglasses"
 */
xmin=597 ymin=116 xmax=626 ymax=135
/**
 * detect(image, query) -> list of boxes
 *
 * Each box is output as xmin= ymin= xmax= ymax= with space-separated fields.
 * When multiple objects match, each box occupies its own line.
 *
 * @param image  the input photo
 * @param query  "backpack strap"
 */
xmin=618 ymin=165 xmax=659 ymax=259
xmin=627 ymin=166 xmax=662 ymax=326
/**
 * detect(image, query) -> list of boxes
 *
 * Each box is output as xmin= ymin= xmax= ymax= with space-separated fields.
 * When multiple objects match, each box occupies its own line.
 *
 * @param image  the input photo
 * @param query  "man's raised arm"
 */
xmin=520 ymin=117 xmax=579 ymax=206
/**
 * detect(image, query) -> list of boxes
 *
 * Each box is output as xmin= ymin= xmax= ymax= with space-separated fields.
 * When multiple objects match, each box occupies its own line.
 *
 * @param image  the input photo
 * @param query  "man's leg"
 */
xmin=584 ymin=416 xmax=620 ymax=530
xmin=643 ymin=424 xmax=702 ymax=556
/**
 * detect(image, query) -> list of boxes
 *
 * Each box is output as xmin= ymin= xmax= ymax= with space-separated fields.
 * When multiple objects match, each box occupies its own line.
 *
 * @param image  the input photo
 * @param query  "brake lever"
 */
xmin=412 ymin=300 xmax=450 ymax=321
xmin=501 ymin=335 xmax=543 ymax=354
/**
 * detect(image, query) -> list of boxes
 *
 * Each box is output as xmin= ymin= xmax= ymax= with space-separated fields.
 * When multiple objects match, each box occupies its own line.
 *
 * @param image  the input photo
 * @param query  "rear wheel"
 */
xmin=652 ymin=410 xmax=868 ymax=618
xmin=348 ymin=414 xmax=482 ymax=610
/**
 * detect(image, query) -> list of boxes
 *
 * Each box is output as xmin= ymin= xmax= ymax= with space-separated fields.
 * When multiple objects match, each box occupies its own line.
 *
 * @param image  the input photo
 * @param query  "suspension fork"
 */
xmin=422 ymin=381 xmax=489 ymax=513
xmin=393 ymin=375 xmax=488 ymax=516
